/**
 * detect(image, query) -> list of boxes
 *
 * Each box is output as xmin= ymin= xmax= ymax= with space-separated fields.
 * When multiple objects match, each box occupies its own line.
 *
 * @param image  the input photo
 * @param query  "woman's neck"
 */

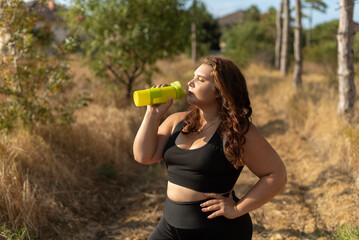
xmin=198 ymin=106 xmax=220 ymax=124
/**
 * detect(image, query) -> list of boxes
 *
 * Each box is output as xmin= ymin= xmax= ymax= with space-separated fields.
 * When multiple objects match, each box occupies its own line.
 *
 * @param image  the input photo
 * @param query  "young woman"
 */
xmin=133 ymin=57 xmax=287 ymax=240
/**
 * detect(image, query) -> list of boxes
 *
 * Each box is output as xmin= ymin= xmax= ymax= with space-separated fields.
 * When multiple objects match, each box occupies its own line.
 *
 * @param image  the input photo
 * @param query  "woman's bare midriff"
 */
xmin=167 ymin=181 xmax=230 ymax=202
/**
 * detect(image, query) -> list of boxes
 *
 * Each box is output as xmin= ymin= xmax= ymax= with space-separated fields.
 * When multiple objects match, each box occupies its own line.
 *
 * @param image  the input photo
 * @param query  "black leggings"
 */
xmin=148 ymin=192 xmax=253 ymax=240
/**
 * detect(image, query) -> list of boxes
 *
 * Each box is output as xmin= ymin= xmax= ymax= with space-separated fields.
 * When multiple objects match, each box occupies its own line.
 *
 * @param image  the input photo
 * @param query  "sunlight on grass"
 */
xmin=0 ymin=56 xmax=358 ymax=237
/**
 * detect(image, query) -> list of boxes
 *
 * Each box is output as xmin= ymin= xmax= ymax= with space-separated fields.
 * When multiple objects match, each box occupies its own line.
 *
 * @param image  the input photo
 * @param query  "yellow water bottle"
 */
xmin=133 ymin=81 xmax=186 ymax=107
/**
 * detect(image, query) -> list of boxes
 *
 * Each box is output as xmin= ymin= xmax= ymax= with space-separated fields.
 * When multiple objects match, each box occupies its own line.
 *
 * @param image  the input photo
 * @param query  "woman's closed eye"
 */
xmin=193 ymin=76 xmax=204 ymax=82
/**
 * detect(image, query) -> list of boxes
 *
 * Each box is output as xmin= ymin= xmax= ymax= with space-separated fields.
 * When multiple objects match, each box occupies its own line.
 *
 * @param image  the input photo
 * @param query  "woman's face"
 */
xmin=187 ymin=64 xmax=217 ymax=107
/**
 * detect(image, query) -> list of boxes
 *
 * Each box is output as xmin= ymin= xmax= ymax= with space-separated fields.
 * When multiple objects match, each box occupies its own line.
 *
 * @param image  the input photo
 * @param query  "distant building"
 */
xmin=218 ymin=10 xmax=245 ymax=29
xmin=354 ymin=22 xmax=359 ymax=33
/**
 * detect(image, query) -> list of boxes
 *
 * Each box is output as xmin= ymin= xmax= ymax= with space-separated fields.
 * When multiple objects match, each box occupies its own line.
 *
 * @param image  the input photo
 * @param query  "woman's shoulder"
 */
xmin=163 ymin=111 xmax=186 ymax=133
xmin=245 ymin=122 xmax=262 ymax=138
xmin=168 ymin=111 xmax=186 ymax=119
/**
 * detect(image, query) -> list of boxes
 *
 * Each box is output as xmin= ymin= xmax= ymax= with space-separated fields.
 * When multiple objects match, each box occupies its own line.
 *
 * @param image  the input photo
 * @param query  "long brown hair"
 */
xmin=182 ymin=57 xmax=252 ymax=168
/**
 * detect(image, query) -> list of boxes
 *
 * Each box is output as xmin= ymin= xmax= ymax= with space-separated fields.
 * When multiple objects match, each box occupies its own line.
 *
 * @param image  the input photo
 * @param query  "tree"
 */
xmin=244 ymin=5 xmax=261 ymax=22
xmin=303 ymin=0 xmax=327 ymax=47
xmin=65 ymin=0 xmax=188 ymax=101
xmin=337 ymin=0 xmax=356 ymax=117
xmin=275 ymin=0 xmax=282 ymax=69
xmin=222 ymin=6 xmax=276 ymax=67
xmin=186 ymin=0 xmax=221 ymax=62
xmin=293 ymin=0 xmax=303 ymax=88
xmin=0 ymin=0 xmax=89 ymax=133
xmin=280 ymin=0 xmax=290 ymax=76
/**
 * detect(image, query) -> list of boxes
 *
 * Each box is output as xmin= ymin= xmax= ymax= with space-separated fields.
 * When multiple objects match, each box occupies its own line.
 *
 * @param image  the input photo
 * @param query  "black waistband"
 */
xmin=164 ymin=192 xmax=240 ymax=229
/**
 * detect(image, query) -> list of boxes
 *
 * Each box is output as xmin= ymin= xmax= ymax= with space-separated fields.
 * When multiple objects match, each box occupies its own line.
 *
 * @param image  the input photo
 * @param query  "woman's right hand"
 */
xmin=146 ymin=84 xmax=174 ymax=118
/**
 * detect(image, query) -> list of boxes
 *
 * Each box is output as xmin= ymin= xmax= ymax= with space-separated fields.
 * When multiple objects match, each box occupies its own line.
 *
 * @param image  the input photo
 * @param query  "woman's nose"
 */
xmin=188 ymin=79 xmax=194 ymax=87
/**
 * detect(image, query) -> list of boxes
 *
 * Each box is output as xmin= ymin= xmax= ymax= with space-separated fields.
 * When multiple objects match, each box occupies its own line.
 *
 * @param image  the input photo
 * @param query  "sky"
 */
xmin=37 ymin=0 xmax=359 ymax=28
xmin=201 ymin=0 xmax=359 ymax=28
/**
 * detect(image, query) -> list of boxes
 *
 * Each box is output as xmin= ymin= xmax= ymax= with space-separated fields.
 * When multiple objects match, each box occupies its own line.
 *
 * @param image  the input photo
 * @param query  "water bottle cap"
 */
xmin=170 ymin=81 xmax=185 ymax=99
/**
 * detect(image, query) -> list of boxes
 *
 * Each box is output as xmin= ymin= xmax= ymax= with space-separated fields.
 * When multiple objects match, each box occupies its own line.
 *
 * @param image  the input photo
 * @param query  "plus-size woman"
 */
xmin=133 ymin=57 xmax=287 ymax=240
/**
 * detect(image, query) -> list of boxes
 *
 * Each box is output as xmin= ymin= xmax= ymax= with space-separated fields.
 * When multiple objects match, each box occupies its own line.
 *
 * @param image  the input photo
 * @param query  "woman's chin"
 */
xmin=186 ymin=96 xmax=197 ymax=105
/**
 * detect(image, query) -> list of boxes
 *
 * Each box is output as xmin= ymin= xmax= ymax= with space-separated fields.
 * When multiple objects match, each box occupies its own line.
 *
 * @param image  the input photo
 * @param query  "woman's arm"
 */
xmin=201 ymin=123 xmax=287 ymax=219
xmin=133 ymin=98 xmax=185 ymax=165
xmin=233 ymin=123 xmax=287 ymax=216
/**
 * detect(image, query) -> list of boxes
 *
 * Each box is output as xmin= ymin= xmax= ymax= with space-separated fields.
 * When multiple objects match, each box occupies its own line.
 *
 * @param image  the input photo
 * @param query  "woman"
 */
xmin=133 ymin=57 xmax=287 ymax=240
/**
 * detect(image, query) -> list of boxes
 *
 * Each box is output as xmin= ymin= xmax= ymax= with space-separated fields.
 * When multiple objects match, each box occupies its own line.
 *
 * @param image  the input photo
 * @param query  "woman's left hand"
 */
xmin=200 ymin=192 xmax=239 ymax=219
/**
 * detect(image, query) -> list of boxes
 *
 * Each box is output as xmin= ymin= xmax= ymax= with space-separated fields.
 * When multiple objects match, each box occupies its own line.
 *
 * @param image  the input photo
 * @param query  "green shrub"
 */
xmin=221 ymin=6 xmax=276 ymax=67
xmin=0 ymin=224 xmax=31 ymax=240
xmin=332 ymin=224 xmax=359 ymax=240
xmin=0 ymin=0 xmax=91 ymax=133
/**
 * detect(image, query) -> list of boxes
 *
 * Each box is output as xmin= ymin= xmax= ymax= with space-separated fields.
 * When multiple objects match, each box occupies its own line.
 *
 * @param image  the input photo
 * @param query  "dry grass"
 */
xmin=0 ymin=56 xmax=145 ymax=238
xmin=246 ymin=61 xmax=359 ymax=231
xmin=0 ymin=131 xmax=53 ymax=238
xmin=246 ymin=61 xmax=359 ymax=178
xmin=0 ymin=55 xmax=358 ymax=238
xmin=0 ymin=54 xmax=194 ymax=238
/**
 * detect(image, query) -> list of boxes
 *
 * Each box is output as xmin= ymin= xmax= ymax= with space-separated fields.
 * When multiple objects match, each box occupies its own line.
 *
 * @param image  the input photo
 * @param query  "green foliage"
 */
xmin=244 ymin=5 xmax=261 ymax=22
xmin=307 ymin=20 xmax=338 ymax=44
xmin=332 ymin=224 xmax=359 ymax=240
xmin=0 ymin=224 xmax=30 ymax=240
xmin=303 ymin=20 xmax=339 ymax=83
xmin=304 ymin=18 xmax=358 ymax=74
xmin=0 ymin=0 xmax=91 ymax=133
xmin=303 ymin=0 xmax=328 ymax=14
xmin=65 ymin=0 xmax=188 ymax=100
xmin=304 ymin=40 xmax=337 ymax=63
xmin=221 ymin=6 xmax=276 ymax=67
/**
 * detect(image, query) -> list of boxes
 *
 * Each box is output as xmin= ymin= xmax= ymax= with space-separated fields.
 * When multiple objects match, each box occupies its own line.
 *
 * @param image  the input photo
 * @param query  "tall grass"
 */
xmin=285 ymin=73 xmax=359 ymax=178
xmin=0 ymin=132 xmax=47 ymax=238
xmin=246 ymin=61 xmax=359 ymax=233
xmin=0 ymin=106 xmax=147 ymax=238
xmin=0 ymin=55 xmax=194 ymax=238
xmin=247 ymin=62 xmax=359 ymax=178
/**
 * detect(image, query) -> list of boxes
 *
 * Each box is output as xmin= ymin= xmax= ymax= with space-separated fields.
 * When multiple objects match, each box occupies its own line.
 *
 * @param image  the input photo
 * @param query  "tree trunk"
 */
xmin=337 ymin=0 xmax=356 ymax=117
xmin=275 ymin=0 xmax=282 ymax=69
xmin=191 ymin=22 xmax=197 ymax=65
xmin=280 ymin=0 xmax=290 ymax=76
xmin=126 ymin=76 xmax=135 ymax=101
xmin=293 ymin=0 xmax=302 ymax=89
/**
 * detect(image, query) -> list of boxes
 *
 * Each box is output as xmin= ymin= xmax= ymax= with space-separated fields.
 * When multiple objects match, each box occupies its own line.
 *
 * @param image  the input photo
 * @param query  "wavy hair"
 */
xmin=182 ymin=57 xmax=252 ymax=168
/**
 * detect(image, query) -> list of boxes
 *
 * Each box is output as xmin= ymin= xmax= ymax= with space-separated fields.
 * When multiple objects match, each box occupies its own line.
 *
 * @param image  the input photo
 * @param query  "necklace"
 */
xmin=197 ymin=118 xmax=220 ymax=133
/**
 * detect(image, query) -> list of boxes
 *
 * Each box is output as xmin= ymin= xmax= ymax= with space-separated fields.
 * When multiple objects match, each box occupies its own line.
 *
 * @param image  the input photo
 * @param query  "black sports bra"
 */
xmin=163 ymin=120 xmax=243 ymax=193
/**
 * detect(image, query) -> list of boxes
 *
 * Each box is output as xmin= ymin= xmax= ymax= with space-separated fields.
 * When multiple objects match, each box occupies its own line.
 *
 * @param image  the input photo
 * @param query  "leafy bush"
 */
xmin=0 ymin=0 xmax=91 ymax=133
xmin=221 ymin=6 xmax=276 ymax=67
xmin=303 ymin=20 xmax=339 ymax=84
